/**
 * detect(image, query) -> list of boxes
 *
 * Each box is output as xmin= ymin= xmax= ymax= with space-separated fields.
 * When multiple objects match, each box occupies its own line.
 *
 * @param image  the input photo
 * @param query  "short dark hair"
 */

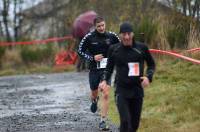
xmin=93 ymin=16 xmax=105 ymax=25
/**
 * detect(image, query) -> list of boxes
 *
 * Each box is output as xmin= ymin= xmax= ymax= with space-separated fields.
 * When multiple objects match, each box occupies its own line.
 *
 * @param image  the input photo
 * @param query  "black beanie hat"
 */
xmin=119 ymin=22 xmax=133 ymax=33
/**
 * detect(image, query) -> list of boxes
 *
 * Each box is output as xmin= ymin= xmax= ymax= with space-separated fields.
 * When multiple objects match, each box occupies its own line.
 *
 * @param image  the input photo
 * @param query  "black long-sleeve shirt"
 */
xmin=103 ymin=41 xmax=156 ymax=98
xmin=78 ymin=30 xmax=120 ymax=70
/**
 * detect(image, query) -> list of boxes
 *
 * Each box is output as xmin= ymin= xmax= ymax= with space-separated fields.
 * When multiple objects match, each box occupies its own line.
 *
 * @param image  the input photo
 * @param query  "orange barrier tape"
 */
xmin=150 ymin=49 xmax=200 ymax=65
xmin=0 ymin=35 xmax=73 ymax=46
xmin=1 ymin=36 xmax=199 ymax=65
xmin=186 ymin=48 xmax=200 ymax=52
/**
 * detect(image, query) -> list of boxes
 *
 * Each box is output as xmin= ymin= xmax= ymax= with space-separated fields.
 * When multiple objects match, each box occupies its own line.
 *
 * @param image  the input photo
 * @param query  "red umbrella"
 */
xmin=72 ymin=11 xmax=97 ymax=38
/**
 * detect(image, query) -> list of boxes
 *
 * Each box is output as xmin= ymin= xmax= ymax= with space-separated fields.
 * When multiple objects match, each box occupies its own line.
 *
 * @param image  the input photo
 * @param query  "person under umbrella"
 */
xmin=72 ymin=11 xmax=97 ymax=72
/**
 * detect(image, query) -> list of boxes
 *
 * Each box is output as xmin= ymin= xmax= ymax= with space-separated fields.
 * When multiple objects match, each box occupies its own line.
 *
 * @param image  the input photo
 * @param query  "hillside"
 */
xmin=20 ymin=0 xmax=200 ymax=50
xmin=20 ymin=0 xmax=167 ymax=40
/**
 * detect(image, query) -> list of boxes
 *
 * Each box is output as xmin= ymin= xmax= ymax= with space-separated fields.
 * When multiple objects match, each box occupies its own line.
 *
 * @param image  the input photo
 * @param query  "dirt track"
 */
xmin=0 ymin=72 xmax=118 ymax=132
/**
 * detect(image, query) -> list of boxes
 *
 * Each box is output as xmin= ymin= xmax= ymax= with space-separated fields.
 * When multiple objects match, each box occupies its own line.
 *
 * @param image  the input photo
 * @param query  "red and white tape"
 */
xmin=186 ymin=48 xmax=200 ymax=52
xmin=0 ymin=35 xmax=73 ymax=46
xmin=0 ymin=37 xmax=200 ymax=64
xmin=150 ymin=49 xmax=200 ymax=65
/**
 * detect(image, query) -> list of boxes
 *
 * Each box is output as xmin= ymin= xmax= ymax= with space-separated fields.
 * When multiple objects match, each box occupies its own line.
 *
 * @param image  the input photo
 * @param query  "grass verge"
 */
xmin=108 ymin=60 xmax=200 ymax=132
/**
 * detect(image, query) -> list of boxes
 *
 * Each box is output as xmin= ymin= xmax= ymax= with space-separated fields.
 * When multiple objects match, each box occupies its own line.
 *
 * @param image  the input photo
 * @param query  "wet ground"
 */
xmin=0 ymin=72 xmax=118 ymax=132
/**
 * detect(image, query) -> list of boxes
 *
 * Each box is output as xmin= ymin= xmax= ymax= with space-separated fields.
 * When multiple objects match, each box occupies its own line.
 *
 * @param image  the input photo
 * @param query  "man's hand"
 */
xmin=140 ymin=76 xmax=150 ymax=88
xmin=94 ymin=54 xmax=104 ymax=62
xmin=99 ymin=80 xmax=108 ymax=92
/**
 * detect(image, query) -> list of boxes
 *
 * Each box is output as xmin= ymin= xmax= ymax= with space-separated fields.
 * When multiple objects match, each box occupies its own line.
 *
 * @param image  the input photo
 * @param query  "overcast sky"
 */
xmin=22 ymin=0 xmax=43 ymax=9
xmin=0 ymin=0 xmax=43 ymax=14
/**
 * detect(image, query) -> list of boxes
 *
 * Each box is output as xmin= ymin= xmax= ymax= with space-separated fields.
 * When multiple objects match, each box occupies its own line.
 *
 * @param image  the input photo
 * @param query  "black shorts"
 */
xmin=89 ymin=69 xmax=111 ymax=91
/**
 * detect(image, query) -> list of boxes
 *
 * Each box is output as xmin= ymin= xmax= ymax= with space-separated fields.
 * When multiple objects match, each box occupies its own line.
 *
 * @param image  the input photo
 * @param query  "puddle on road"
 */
xmin=0 ymin=72 xmax=119 ymax=132
xmin=0 ymin=74 xmax=90 ymax=118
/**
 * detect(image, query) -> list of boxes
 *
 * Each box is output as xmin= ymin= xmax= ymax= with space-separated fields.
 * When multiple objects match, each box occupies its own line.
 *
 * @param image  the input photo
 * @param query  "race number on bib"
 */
xmin=128 ymin=62 xmax=140 ymax=76
xmin=97 ymin=58 xmax=108 ymax=69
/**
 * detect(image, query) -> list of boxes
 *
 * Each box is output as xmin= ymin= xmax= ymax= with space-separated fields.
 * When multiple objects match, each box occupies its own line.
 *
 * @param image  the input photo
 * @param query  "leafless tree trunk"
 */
xmin=13 ymin=0 xmax=24 ymax=41
xmin=2 ymin=0 xmax=11 ymax=42
xmin=187 ymin=0 xmax=192 ymax=16
xmin=196 ymin=0 xmax=200 ymax=20
xmin=13 ymin=0 xmax=18 ymax=41
xmin=0 ymin=21 xmax=4 ymax=40
xmin=192 ymin=0 xmax=200 ymax=20
xmin=51 ymin=0 xmax=59 ymax=37
xmin=182 ymin=0 xmax=187 ymax=15
xmin=166 ymin=0 xmax=200 ymax=20
xmin=0 ymin=5 xmax=4 ymax=38
xmin=0 ymin=20 xmax=2 ymax=32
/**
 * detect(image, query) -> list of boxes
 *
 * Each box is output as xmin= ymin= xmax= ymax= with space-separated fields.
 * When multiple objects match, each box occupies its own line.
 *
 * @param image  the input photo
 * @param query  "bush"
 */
xmin=0 ymin=47 xmax=6 ymax=67
xmin=20 ymin=44 xmax=55 ymax=65
xmin=167 ymin=26 xmax=188 ymax=49
xmin=0 ymin=47 xmax=5 ymax=59
xmin=2 ymin=49 xmax=23 ymax=69
xmin=134 ymin=17 xmax=158 ymax=44
xmin=166 ymin=14 xmax=193 ymax=49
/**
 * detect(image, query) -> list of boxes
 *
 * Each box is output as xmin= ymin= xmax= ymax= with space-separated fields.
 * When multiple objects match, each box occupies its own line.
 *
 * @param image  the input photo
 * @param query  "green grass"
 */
xmin=108 ymin=60 xmax=200 ymax=132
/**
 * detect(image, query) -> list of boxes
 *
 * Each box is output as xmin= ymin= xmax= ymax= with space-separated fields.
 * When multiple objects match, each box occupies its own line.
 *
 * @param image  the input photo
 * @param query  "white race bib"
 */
xmin=128 ymin=62 xmax=140 ymax=76
xmin=97 ymin=58 xmax=108 ymax=69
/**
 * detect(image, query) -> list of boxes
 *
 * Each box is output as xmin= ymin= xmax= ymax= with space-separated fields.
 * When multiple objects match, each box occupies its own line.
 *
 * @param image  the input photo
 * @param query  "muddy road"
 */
xmin=0 ymin=72 xmax=118 ymax=132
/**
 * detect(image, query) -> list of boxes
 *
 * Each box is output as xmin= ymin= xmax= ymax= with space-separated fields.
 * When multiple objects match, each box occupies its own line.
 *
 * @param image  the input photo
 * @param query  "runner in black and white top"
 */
xmin=78 ymin=16 xmax=120 ymax=131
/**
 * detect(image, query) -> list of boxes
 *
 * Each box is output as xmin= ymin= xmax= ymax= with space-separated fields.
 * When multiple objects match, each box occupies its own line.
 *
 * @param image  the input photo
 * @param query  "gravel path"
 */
xmin=0 ymin=72 xmax=118 ymax=132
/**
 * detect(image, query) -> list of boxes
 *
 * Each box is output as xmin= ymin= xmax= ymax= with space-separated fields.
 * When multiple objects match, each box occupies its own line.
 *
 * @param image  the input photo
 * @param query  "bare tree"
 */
xmin=1 ymin=0 xmax=26 ymax=42
xmin=187 ymin=0 xmax=192 ymax=16
xmin=13 ymin=0 xmax=24 ymax=41
xmin=191 ymin=0 xmax=200 ymax=19
xmin=196 ymin=0 xmax=200 ymax=20
xmin=162 ymin=0 xmax=200 ymax=20
xmin=0 ymin=20 xmax=3 ymax=38
xmin=0 ymin=4 xmax=4 ymax=38
xmin=182 ymin=0 xmax=187 ymax=15
xmin=184 ymin=0 xmax=200 ymax=20
xmin=2 ymin=0 xmax=11 ymax=42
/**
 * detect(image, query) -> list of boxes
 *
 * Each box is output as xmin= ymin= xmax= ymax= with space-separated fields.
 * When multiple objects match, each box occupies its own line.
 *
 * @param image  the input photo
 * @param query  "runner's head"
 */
xmin=119 ymin=22 xmax=134 ymax=47
xmin=94 ymin=16 xmax=106 ymax=34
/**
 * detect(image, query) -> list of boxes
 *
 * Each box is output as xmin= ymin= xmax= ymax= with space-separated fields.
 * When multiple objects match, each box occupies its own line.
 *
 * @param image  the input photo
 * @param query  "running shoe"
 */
xmin=99 ymin=120 xmax=110 ymax=131
xmin=90 ymin=97 xmax=99 ymax=113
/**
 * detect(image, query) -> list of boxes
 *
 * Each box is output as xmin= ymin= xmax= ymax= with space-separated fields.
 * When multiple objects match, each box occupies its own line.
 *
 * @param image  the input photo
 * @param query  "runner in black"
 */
xmin=99 ymin=22 xmax=156 ymax=132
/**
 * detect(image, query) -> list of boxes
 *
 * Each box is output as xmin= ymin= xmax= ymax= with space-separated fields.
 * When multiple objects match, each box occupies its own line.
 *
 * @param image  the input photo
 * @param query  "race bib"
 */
xmin=128 ymin=62 xmax=140 ymax=76
xmin=97 ymin=58 xmax=108 ymax=69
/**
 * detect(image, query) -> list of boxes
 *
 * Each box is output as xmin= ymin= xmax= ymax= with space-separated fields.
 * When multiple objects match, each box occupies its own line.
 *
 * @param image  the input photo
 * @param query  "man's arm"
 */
xmin=144 ymin=46 xmax=156 ymax=82
xmin=78 ymin=33 xmax=94 ymax=61
xmin=102 ymin=45 xmax=116 ymax=83
xmin=99 ymin=45 xmax=116 ymax=89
